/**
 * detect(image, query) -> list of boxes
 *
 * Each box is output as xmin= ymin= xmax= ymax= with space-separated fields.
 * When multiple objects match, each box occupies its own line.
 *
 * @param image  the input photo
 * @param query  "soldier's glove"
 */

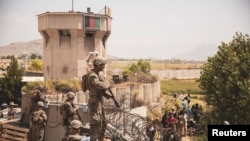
xmin=108 ymin=94 xmax=114 ymax=99
xmin=75 ymin=107 xmax=79 ymax=112
xmin=107 ymin=95 xmax=114 ymax=99
xmin=103 ymin=90 xmax=114 ymax=99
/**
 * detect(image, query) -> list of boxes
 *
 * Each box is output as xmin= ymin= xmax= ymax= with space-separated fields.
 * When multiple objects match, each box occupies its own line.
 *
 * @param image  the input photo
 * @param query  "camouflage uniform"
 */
xmin=31 ymin=89 xmax=45 ymax=114
xmin=7 ymin=102 xmax=16 ymax=120
xmin=87 ymin=57 xmax=110 ymax=141
xmin=62 ymin=120 xmax=85 ymax=141
xmin=60 ymin=92 xmax=78 ymax=136
xmin=30 ymin=101 xmax=47 ymax=141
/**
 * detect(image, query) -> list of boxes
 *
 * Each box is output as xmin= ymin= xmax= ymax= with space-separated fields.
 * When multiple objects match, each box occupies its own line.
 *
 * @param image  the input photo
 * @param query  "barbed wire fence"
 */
xmin=102 ymin=91 xmax=206 ymax=141
xmin=103 ymin=91 xmax=178 ymax=141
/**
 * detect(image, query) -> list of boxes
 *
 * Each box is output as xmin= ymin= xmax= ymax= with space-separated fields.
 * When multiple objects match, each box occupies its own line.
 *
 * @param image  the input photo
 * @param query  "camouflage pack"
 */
xmin=81 ymin=73 xmax=91 ymax=92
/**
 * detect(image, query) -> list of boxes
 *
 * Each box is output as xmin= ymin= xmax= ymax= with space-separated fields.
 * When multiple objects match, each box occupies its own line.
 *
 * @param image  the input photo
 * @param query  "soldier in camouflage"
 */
xmin=62 ymin=120 xmax=86 ymax=141
xmin=60 ymin=92 xmax=79 ymax=136
xmin=7 ymin=101 xmax=17 ymax=120
xmin=30 ymin=86 xmax=45 ymax=114
xmin=30 ymin=101 xmax=47 ymax=141
xmin=86 ymin=57 xmax=112 ymax=141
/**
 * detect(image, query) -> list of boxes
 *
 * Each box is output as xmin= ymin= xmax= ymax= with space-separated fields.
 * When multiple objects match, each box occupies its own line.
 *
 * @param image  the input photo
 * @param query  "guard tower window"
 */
xmin=85 ymin=31 xmax=95 ymax=37
xmin=59 ymin=30 xmax=71 ymax=37
xmin=85 ymin=33 xmax=93 ymax=37
xmin=59 ymin=30 xmax=71 ymax=48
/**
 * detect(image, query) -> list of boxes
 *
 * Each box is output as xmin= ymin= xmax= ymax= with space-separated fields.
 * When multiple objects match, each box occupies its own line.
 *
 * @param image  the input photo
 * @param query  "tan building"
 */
xmin=37 ymin=7 xmax=112 ymax=80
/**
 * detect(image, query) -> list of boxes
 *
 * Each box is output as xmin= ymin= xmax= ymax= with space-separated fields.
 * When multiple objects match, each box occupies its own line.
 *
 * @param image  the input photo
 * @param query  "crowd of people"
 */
xmin=161 ymin=93 xmax=204 ymax=137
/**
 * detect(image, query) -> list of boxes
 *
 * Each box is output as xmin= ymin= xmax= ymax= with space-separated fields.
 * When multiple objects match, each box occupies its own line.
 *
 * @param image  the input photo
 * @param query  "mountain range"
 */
xmin=0 ymin=39 xmax=219 ymax=61
xmin=174 ymin=43 xmax=219 ymax=61
xmin=0 ymin=39 xmax=43 ymax=58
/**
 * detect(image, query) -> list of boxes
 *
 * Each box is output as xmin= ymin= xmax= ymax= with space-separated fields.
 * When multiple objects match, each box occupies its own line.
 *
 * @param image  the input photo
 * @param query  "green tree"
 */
xmin=198 ymin=32 xmax=250 ymax=124
xmin=30 ymin=53 xmax=42 ymax=59
xmin=128 ymin=59 xmax=151 ymax=74
xmin=30 ymin=58 xmax=43 ymax=71
xmin=30 ymin=53 xmax=37 ymax=59
xmin=129 ymin=63 xmax=139 ymax=75
xmin=137 ymin=59 xmax=151 ymax=74
xmin=0 ymin=55 xmax=24 ymax=105
xmin=124 ymin=59 xmax=157 ymax=83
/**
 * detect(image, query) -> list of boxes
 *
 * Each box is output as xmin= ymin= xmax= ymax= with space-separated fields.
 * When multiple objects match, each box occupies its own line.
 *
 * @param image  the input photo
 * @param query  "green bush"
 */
xmin=127 ymin=59 xmax=151 ymax=75
xmin=23 ymin=79 xmax=81 ymax=94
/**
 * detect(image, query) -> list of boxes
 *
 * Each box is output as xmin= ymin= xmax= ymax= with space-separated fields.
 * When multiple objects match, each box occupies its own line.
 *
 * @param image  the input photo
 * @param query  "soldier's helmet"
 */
xmin=93 ymin=57 xmax=107 ymax=65
xmin=71 ymin=120 xmax=82 ymax=129
xmin=37 ymin=101 xmax=44 ymax=107
xmin=67 ymin=92 xmax=75 ymax=99
xmin=1 ymin=102 xmax=8 ymax=108
xmin=9 ymin=101 xmax=15 ymax=106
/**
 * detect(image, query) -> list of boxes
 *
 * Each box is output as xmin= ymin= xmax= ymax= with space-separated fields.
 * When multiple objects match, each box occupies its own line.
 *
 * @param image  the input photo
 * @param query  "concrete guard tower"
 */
xmin=37 ymin=6 xmax=112 ymax=80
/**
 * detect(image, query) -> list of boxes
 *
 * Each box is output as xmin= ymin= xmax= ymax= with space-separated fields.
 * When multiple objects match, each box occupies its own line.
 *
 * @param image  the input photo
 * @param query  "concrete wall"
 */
xmin=44 ymin=104 xmax=66 ymax=141
xmin=108 ymin=69 xmax=201 ymax=80
xmin=44 ymin=103 xmax=89 ymax=141
xmin=151 ymin=69 xmax=201 ymax=79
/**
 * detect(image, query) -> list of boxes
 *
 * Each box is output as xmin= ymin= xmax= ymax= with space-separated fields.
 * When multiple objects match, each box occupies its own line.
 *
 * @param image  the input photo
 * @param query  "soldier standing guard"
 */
xmin=60 ymin=92 xmax=79 ymax=136
xmin=86 ymin=57 xmax=111 ymax=141
xmin=30 ymin=86 xmax=45 ymax=114
xmin=30 ymin=101 xmax=47 ymax=141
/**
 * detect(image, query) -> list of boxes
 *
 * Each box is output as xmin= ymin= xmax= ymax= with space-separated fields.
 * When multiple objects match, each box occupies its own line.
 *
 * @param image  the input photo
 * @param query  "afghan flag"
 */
xmin=84 ymin=16 xmax=101 ymax=29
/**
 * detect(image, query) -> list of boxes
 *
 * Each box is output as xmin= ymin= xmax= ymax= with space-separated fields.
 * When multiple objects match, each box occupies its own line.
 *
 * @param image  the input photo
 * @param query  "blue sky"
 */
xmin=0 ymin=0 xmax=249 ymax=59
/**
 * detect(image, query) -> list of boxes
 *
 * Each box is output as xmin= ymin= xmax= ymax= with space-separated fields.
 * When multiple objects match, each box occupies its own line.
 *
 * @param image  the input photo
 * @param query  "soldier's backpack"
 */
xmin=81 ymin=72 xmax=91 ymax=92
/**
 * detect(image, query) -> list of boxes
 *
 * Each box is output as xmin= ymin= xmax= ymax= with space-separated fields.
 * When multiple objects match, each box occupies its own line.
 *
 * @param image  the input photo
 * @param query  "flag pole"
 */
xmin=72 ymin=0 xmax=74 ymax=11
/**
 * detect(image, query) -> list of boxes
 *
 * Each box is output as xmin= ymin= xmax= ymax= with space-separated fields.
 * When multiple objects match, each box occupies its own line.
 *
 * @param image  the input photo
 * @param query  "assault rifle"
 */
xmin=108 ymin=88 xmax=120 ymax=108
xmin=70 ymin=102 xmax=83 ymax=124
xmin=99 ymin=75 xmax=120 ymax=108
xmin=76 ymin=110 xmax=83 ymax=123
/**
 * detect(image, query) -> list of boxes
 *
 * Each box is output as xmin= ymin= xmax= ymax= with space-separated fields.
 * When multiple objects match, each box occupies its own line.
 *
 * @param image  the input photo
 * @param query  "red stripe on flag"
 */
xmin=90 ymin=16 xmax=95 ymax=28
